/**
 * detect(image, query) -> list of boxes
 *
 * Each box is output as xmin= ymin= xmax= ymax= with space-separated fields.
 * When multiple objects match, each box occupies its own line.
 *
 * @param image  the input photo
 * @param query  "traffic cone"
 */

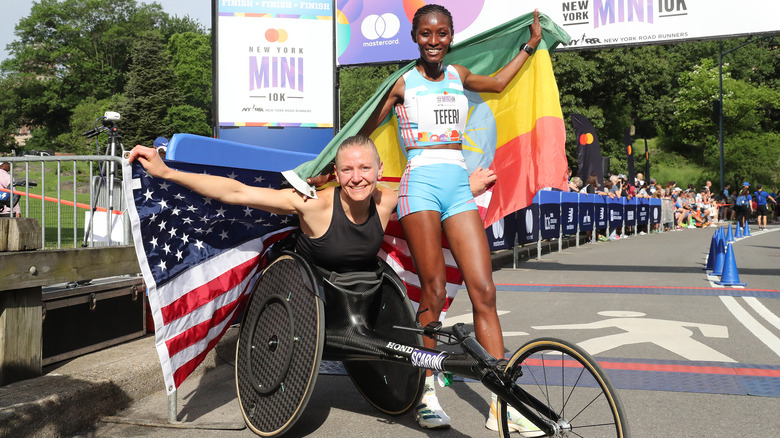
xmin=743 ymin=221 xmax=752 ymax=237
xmin=704 ymin=230 xmax=721 ymax=271
xmin=725 ymin=223 xmax=734 ymax=242
xmin=712 ymin=236 xmax=726 ymax=276
xmin=735 ymin=220 xmax=743 ymax=238
xmin=716 ymin=243 xmax=747 ymax=286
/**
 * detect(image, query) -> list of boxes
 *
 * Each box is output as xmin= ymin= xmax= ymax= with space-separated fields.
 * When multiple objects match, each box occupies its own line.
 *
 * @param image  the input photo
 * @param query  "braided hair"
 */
xmin=411 ymin=4 xmax=454 ymax=41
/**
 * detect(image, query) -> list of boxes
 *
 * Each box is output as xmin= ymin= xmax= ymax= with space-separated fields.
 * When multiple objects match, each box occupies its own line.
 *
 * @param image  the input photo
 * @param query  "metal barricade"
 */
xmin=1 ymin=155 xmax=129 ymax=249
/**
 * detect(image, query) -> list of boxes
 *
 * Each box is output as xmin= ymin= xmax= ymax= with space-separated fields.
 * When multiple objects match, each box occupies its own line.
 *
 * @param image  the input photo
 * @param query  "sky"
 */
xmin=0 ymin=0 xmax=212 ymax=65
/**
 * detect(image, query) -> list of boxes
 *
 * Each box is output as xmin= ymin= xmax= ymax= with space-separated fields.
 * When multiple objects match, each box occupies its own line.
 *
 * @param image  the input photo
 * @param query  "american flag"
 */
xmin=122 ymin=159 xmax=296 ymax=394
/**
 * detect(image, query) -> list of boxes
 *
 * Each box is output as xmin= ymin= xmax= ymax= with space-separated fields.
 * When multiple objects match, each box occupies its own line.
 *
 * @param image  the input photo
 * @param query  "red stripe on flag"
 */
xmin=484 ymin=116 xmax=567 ymax=226
xmin=171 ymin=312 xmax=239 ymax=388
xmin=164 ymin=294 xmax=244 ymax=357
xmin=161 ymin=255 xmax=261 ymax=324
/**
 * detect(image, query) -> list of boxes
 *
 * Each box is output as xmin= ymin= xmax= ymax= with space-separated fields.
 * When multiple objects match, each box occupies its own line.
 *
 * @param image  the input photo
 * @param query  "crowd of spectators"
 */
xmin=566 ymin=169 xmax=777 ymax=241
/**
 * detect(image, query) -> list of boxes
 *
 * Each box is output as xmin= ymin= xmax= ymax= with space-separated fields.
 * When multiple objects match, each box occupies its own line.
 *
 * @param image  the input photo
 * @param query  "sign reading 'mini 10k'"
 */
xmin=217 ymin=1 xmax=334 ymax=128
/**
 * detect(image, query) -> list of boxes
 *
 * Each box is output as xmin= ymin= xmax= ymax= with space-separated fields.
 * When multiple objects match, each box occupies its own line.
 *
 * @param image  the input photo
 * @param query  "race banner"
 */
xmin=336 ymin=0 xmax=780 ymax=65
xmin=216 ymin=1 xmax=334 ymax=127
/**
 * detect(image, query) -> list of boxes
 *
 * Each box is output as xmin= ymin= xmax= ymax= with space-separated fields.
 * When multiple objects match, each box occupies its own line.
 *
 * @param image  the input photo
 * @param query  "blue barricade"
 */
xmin=594 ymin=195 xmax=608 ymax=230
xmin=650 ymin=198 xmax=662 ymax=224
xmin=516 ymin=197 xmax=539 ymax=245
xmin=624 ymin=198 xmax=637 ymax=226
xmin=166 ymin=133 xmax=317 ymax=172
xmin=637 ymin=198 xmax=649 ymax=225
xmin=486 ymin=212 xmax=517 ymax=251
xmin=539 ymin=190 xmax=561 ymax=240
xmin=608 ymin=197 xmax=624 ymax=229
xmin=578 ymin=193 xmax=594 ymax=231
xmin=560 ymin=192 xmax=579 ymax=235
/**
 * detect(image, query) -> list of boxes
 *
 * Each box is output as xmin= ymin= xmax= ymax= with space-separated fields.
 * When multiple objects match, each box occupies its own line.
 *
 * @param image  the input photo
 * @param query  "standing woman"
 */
xmin=360 ymin=5 xmax=543 ymax=435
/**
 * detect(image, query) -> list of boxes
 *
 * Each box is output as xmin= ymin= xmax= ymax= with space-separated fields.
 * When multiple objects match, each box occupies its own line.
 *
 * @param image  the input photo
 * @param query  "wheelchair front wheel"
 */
xmin=499 ymin=338 xmax=629 ymax=438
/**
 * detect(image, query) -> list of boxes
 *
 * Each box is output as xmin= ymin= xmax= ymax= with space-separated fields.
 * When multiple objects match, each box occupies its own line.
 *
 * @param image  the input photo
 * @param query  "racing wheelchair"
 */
xmin=235 ymin=250 xmax=629 ymax=437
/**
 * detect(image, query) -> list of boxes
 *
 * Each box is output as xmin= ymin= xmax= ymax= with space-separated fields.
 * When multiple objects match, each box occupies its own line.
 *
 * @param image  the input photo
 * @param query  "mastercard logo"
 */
xmin=265 ymin=28 xmax=289 ymax=43
xmin=579 ymin=133 xmax=594 ymax=145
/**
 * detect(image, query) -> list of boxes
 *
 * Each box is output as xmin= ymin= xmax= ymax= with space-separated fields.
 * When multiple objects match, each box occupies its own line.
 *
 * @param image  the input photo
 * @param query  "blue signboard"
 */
xmin=594 ymin=195 xmax=608 ymax=229
xmin=516 ymin=200 xmax=539 ymax=245
xmin=608 ymin=197 xmax=624 ymax=229
xmin=560 ymin=192 xmax=579 ymax=235
xmin=539 ymin=190 xmax=561 ymax=240
xmin=579 ymin=194 xmax=595 ymax=231
xmin=637 ymin=198 xmax=649 ymax=225
xmin=624 ymin=198 xmax=637 ymax=227
xmin=486 ymin=212 xmax=517 ymax=251
xmin=650 ymin=198 xmax=662 ymax=224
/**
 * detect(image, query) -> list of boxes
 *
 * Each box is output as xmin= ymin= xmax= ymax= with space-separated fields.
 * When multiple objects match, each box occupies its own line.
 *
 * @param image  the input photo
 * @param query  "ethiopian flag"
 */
xmin=286 ymin=12 xmax=570 ymax=227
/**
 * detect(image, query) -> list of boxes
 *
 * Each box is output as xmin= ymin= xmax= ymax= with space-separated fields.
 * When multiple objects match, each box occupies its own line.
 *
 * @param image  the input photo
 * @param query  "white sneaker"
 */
xmin=485 ymin=401 xmax=545 ymax=436
xmin=415 ymin=392 xmax=451 ymax=429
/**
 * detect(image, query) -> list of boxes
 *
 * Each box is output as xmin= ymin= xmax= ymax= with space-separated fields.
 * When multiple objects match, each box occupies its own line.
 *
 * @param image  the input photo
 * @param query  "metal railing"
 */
xmin=1 ymin=155 xmax=130 ymax=249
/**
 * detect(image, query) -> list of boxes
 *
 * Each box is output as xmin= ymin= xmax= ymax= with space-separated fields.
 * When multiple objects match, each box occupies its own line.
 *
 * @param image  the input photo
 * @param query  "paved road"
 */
xmin=74 ymin=225 xmax=780 ymax=437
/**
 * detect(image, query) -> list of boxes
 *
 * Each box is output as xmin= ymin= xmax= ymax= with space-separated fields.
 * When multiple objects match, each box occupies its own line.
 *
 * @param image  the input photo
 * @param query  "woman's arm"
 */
xmin=127 ymin=145 xmax=304 ymax=215
xmin=358 ymin=76 xmax=406 ymax=138
xmin=455 ymin=9 xmax=542 ymax=94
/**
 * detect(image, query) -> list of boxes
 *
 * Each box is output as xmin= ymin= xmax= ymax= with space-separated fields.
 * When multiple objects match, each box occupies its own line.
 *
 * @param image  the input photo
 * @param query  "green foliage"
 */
xmin=164 ymin=105 xmax=211 ymax=137
xmin=0 ymin=0 xmax=212 ymax=153
xmin=338 ymin=64 xmax=399 ymax=128
xmin=55 ymin=94 xmax=126 ymax=155
xmin=120 ymin=30 xmax=180 ymax=146
xmin=169 ymin=32 xmax=213 ymax=119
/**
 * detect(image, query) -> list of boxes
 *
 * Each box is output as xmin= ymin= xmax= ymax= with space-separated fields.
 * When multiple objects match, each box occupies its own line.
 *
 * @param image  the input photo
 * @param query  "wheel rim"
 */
xmin=501 ymin=339 xmax=627 ymax=438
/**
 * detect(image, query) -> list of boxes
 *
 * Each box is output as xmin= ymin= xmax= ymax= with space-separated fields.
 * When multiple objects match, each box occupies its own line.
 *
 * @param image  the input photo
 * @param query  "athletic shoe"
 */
xmin=485 ymin=401 xmax=545 ymax=437
xmin=639 ymin=231 xmax=647 ymax=235
xmin=598 ymin=235 xmax=609 ymax=242
xmin=415 ymin=392 xmax=451 ymax=429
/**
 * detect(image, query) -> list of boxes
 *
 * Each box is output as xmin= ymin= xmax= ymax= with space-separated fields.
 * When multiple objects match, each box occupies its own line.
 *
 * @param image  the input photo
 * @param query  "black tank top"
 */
xmin=295 ymin=187 xmax=384 ymax=272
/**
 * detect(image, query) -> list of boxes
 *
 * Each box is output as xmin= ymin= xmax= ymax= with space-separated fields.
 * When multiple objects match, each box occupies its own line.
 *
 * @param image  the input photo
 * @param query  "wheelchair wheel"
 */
xmin=235 ymin=255 xmax=325 ymax=437
xmin=342 ymin=272 xmax=425 ymax=415
xmin=499 ymin=338 xmax=629 ymax=438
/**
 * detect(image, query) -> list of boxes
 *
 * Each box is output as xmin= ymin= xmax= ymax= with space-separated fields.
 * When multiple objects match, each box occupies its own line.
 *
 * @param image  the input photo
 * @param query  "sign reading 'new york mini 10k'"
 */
xmin=217 ymin=1 xmax=334 ymax=128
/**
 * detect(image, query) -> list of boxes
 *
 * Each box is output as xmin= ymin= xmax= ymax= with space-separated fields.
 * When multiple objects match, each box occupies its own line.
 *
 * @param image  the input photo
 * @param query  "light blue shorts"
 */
xmin=398 ymin=149 xmax=477 ymax=221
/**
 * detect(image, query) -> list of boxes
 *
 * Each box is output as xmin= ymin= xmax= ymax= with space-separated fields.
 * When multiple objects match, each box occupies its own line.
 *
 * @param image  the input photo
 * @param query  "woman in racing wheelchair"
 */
xmin=128 ymin=136 xmax=495 ymax=430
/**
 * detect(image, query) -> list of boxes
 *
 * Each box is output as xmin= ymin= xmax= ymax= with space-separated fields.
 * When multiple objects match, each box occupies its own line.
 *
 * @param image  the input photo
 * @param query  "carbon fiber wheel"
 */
xmin=236 ymin=256 xmax=324 ymax=437
xmin=343 ymin=277 xmax=425 ymax=415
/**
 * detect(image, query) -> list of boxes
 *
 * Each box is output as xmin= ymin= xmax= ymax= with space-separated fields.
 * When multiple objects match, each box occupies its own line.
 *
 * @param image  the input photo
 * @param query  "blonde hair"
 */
xmin=335 ymin=135 xmax=380 ymax=166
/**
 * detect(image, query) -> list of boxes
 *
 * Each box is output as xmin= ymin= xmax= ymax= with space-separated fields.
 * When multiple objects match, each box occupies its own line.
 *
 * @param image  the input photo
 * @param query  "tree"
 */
xmin=120 ymin=30 xmax=180 ymax=146
xmin=169 ymin=32 xmax=212 ymax=121
xmin=164 ymin=105 xmax=211 ymax=137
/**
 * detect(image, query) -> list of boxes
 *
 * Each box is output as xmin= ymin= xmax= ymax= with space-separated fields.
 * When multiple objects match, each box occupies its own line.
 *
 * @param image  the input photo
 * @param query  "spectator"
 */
xmin=569 ymin=176 xmax=583 ymax=192
xmin=734 ymin=183 xmax=753 ymax=231
xmin=154 ymin=137 xmax=169 ymax=159
xmin=0 ymin=161 xmax=20 ymax=218
xmin=581 ymin=174 xmax=598 ymax=195
xmin=753 ymin=184 xmax=776 ymax=230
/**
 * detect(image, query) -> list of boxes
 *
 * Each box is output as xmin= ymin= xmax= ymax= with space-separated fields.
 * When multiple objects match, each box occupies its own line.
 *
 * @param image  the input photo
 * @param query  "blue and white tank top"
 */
xmin=395 ymin=65 xmax=469 ymax=149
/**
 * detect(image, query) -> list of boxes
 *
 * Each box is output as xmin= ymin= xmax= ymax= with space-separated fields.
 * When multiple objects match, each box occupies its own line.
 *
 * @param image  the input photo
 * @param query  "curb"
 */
xmin=0 ymin=329 xmax=238 ymax=438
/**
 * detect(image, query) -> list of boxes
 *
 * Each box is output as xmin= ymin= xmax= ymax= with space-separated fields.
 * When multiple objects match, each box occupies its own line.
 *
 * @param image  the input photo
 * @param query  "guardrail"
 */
xmin=0 ymin=155 xmax=129 ymax=248
xmin=485 ymin=191 xmax=676 ymax=260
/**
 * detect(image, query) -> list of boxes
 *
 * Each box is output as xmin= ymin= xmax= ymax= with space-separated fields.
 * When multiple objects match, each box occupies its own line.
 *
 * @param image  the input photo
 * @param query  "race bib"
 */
xmin=415 ymin=90 xmax=467 ymax=144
